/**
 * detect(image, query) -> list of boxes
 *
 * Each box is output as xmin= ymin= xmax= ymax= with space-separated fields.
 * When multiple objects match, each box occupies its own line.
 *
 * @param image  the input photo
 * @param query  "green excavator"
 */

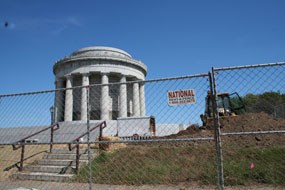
xmin=200 ymin=91 xmax=246 ymax=127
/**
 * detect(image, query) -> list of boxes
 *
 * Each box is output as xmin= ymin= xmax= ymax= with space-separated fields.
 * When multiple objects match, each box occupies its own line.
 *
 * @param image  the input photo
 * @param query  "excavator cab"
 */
xmin=201 ymin=91 xmax=245 ymax=127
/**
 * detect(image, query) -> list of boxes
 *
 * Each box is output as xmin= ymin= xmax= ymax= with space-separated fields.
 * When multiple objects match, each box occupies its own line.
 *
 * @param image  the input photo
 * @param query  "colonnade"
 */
xmin=55 ymin=73 xmax=146 ymax=122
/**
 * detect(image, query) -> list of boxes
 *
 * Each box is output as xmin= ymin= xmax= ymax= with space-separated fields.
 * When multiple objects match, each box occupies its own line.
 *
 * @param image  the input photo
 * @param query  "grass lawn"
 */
xmin=75 ymin=143 xmax=285 ymax=186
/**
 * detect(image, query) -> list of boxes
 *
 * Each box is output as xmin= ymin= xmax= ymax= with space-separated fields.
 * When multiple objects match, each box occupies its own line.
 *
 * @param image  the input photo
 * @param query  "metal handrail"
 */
xmin=4 ymin=150 xmax=48 ymax=171
xmin=11 ymin=123 xmax=59 ymax=171
xmin=68 ymin=121 xmax=106 ymax=173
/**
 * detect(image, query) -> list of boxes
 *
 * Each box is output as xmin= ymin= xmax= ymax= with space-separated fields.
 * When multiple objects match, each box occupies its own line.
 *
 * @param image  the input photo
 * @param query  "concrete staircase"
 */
xmin=13 ymin=148 xmax=98 ymax=182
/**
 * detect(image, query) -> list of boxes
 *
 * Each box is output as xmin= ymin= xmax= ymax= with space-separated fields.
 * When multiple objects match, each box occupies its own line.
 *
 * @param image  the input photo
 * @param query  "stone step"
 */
xmin=13 ymin=172 xmax=73 ymax=182
xmin=51 ymin=148 xmax=98 ymax=154
xmin=24 ymin=165 xmax=75 ymax=174
xmin=43 ymin=153 xmax=91 ymax=160
xmin=11 ymin=148 xmax=96 ymax=182
xmin=35 ymin=159 xmax=88 ymax=166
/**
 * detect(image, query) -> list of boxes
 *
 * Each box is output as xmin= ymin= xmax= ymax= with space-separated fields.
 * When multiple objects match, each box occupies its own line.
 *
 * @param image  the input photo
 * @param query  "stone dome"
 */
xmin=70 ymin=46 xmax=132 ymax=59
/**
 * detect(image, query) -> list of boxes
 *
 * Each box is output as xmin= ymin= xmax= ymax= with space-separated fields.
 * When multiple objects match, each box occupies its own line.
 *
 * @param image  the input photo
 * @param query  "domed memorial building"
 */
xmin=53 ymin=46 xmax=147 ymax=123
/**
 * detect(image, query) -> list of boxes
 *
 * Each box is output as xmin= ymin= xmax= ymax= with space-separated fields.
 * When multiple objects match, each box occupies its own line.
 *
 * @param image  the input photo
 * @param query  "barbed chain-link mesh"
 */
xmin=0 ymin=63 xmax=284 ymax=190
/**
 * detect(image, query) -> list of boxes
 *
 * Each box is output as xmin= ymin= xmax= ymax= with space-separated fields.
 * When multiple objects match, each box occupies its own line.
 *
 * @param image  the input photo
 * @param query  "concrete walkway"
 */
xmin=0 ymin=181 xmax=210 ymax=190
xmin=1 ymin=181 xmax=284 ymax=190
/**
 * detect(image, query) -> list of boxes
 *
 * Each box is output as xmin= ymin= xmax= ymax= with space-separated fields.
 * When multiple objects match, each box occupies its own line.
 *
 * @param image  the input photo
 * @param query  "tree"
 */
xmin=243 ymin=91 xmax=285 ymax=115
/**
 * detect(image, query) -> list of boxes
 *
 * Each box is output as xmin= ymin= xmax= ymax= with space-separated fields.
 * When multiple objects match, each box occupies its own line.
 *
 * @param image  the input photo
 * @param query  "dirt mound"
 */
xmin=220 ymin=112 xmax=285 ymax=132
xmin=161 ymin=124 xmax=214 ymax=139
xmin=170 ymin=112 xmax=285 ymax=136
xmin=220 ymin=112 xmax=285 ymax=147
xmin=162 ymin=112 xmax=285 ymax=146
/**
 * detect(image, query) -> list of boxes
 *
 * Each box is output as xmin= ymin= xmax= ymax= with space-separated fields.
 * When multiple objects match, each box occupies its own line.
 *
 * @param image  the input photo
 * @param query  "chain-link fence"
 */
xmin=212 ymin=62 xmax=285 ymax=189
xmin=0 ymin=73 xmax=219 ymax=190
xmin=0 ymin=62 xmax=284 ymax=190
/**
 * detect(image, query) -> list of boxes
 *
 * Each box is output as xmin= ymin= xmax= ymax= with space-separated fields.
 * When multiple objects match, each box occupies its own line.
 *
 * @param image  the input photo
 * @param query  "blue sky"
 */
xmin=1 ymin=0 xmax=285 ymax=94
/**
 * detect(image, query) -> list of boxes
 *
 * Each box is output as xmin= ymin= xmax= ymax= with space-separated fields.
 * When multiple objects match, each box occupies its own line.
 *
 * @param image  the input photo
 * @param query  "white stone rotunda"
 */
xmin=53 ymin=46 xmax=147 ymax=123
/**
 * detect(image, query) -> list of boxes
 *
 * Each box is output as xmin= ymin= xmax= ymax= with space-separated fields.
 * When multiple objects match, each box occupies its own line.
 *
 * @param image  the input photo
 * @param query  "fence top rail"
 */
xmin=0 ymin=73 xmax=209 ymax=98
xmin=213 ymin=61 xmax=285 ymax=71
xmin=87 ymin=73 xmax=209 ymax=88
xmin=0 ymin=88 xmax=59 ymax=98
xmin=221 ymin=130 xmax=285 ymax=136
xmin=134 ymin=73 xmax=209 ymax=83
xmin=92 ymin=137 xmax=215 ymax=144
xmin=12 ymin=123 xmax=59 ymax=150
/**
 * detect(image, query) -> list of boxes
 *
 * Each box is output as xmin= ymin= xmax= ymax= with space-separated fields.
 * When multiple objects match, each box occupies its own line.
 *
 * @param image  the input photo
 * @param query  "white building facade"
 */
xmin=53 ymin=46 xmax=147 ymax=122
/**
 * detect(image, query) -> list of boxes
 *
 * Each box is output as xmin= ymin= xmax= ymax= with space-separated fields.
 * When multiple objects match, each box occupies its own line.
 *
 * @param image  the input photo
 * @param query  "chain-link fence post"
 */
xmin=86 ymin=86 xmax=92 ymax=190
xmin=211 ymin=69 xmax=225 ymax=190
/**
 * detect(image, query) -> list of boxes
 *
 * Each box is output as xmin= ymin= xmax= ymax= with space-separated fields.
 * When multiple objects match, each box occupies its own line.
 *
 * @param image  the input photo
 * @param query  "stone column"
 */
xmin=64 ymin=75 xmax=73 ymax=121
xmin=133 ymin=82 xmax=140 ymax=116
xmin=129 ymin=100 xmax=133 ymax=116
xmin=119 ymin=75 xmax=127 ymax=118
xmin=100 ymin=73 xmax=109 ymax=120
xmin=81 ymin=73 xmax=90 ymax=121
xmin=54 ymin=78 xmax=64 ymax=122
xmin=139 ymin=82 xmax=146 ymax=116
